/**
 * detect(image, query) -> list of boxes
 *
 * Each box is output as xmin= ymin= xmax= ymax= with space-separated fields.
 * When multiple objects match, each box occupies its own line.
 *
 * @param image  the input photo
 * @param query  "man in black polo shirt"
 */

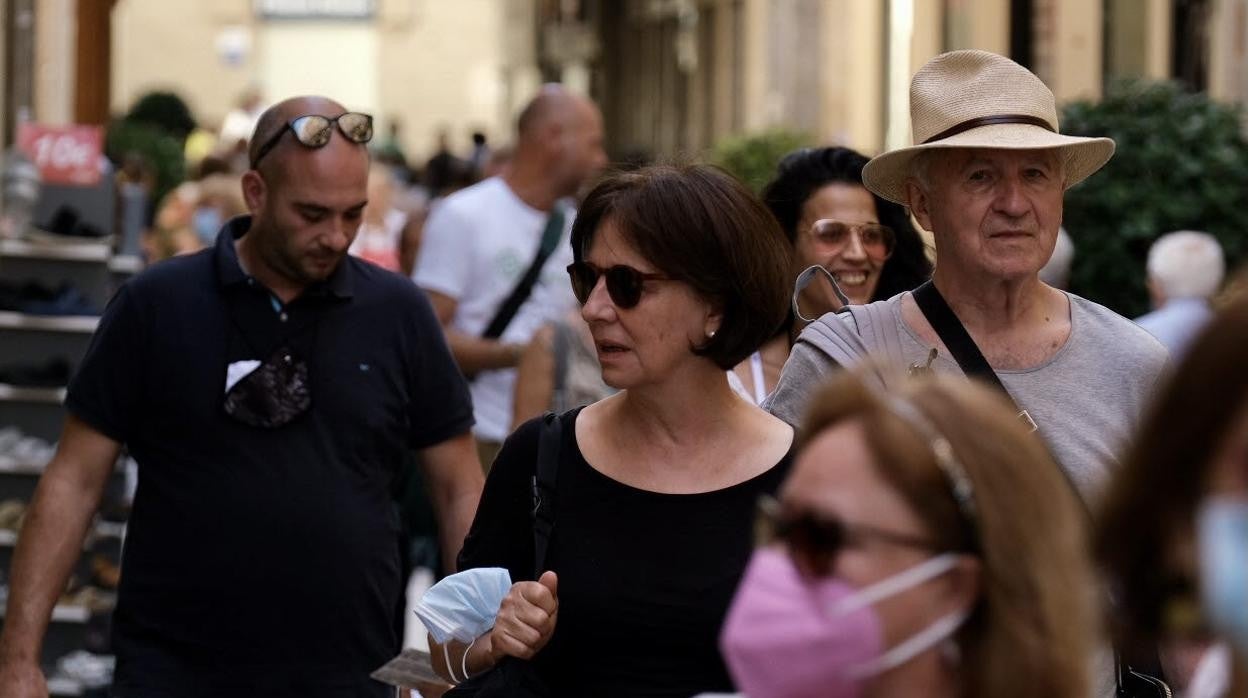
xmin=0 ymin=96 xmax=484 ymax=697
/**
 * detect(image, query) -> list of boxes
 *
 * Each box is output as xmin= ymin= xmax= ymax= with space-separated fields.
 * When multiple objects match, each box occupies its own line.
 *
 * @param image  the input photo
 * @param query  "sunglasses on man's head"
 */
xmin=755 ymin=495 xmax=939 ymax=577
xmin=566 ymin=261 xmax=671 ymax=309
xmin=251 ymin=112 xmax=374 ymax=168
xmin=807 ymin=219 xmax=896 ymax=261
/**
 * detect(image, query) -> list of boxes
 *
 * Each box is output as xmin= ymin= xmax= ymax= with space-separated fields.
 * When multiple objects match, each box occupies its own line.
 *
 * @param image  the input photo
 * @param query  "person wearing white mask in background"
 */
xmin=1135 ymin=230 xmax=1225 ymax=360
xmin=718 ymin=369 xmax=1097 ymax=698
xmin=1101 ymin=296 xmax=1248 ymax=698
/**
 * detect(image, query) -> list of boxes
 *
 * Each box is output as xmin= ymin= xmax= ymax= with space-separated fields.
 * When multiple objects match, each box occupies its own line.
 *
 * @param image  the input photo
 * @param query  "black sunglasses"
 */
xmin=251 ymin=112 xmax=374 ymax=168
xmin=756 ymin=495 xmax=939 ymax=577
xmin=566 ymin=261 xmax=671 ymax=309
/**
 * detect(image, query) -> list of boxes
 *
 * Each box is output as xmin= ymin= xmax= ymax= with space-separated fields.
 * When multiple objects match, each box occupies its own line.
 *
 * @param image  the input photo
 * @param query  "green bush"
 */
xmin=126 ymin=91 xmax=197 ymax=141
xmin=105 ymin=91 xmax=195 ymax=217
xmin=105 ymin=119 xmax=186 ymax=214
xmin=711 ymin=128 xmax=811 ymax=193
xmin=1061 ymin=80 xmax=1248 ymax=317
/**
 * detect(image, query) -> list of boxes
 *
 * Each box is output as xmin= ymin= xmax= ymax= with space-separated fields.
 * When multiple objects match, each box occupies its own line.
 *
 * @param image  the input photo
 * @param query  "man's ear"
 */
xmin=241 ymin=170 xmax=267 ymax=215
xmin=905 ymin=178 xmax=933 ymax=233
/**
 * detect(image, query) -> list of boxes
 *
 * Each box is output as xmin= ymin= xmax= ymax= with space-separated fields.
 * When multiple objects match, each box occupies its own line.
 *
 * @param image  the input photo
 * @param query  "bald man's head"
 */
xmin=248 ymin=95 xmax=350 ymax=171
xmin=238 ymin=95 xmax=371 ymax=294
xmin=516 ymin=84 xmax=581 ymax=140
xmin=513 ymin=85 xmax=606 ymax=197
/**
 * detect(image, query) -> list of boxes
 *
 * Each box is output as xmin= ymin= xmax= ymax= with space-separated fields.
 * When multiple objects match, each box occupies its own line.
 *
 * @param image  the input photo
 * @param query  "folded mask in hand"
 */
xmin=416 ymin=567 xmax=513 ymax=644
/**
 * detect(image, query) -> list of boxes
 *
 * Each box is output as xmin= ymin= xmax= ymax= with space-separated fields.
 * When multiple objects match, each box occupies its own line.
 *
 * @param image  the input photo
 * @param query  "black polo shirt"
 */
xmin=66 ymin=216 xmax=473 ymax=694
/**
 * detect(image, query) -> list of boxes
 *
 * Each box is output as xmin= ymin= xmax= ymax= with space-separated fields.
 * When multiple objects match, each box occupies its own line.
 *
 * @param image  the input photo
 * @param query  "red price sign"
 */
xmin=16 ymin=124 xmax=103 ymax=186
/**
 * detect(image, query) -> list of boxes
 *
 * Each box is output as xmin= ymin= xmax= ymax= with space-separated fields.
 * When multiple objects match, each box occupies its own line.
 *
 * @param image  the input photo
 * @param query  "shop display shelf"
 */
xmin=108 ymin=255 xmax=144 ymax=274
xmin=0 ymin=239 xmax=111 ymax=263
xmin=47 ymin=676 xmax=84 ymax=696
xmin=0 ymin=384 xmax=66 ymax=404
xmin=0 ymin=460 xmax=49 ymax=476
xmin=0 ymin=602 xmax=91 ymax=624
xmin=0 ymin=311 xmax=99 ymax=334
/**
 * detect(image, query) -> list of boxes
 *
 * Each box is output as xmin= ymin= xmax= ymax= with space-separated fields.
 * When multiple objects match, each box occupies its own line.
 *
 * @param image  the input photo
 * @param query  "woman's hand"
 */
xmin=485 ymin=571 xmax=559 ymax=662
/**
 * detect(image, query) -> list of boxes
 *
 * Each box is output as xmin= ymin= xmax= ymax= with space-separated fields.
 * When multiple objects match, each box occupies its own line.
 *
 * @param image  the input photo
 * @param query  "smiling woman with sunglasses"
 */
xmin=439 ymin=164 xmax=794 ymax=696
xmin=719 ymin=369 xmax=1097 ymax=698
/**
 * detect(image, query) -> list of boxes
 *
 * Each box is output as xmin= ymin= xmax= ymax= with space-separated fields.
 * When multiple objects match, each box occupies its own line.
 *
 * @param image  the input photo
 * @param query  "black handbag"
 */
xmin=445 ymin=413 xmax=562 ymax=698
xmin=912 ymin=281 xmax=1172 ymax=698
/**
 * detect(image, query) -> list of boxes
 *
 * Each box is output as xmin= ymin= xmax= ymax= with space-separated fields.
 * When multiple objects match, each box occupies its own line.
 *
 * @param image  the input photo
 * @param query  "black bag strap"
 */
xmin=911 ymin=280 xmax=1037 ymax=433
xmin=530 ymin=412 xmax=562 ymax=577
xmin=911 ymin=280 xmax=1007 ymax=392
xmin=482 ymin=207 xmax=566 ymax=340
xmin=550 ymin=322 xmax=572 ymax=413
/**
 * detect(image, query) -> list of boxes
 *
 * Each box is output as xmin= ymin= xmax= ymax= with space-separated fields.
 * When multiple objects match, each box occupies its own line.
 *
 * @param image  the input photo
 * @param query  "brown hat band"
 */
xmin=922 ymin=114 xmax=1056 ymax=144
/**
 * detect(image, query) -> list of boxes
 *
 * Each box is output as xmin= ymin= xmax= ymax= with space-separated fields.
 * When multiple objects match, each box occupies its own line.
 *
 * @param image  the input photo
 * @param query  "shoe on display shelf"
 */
xmin=50 ymin=650 xmax=115 ymax=690
xmin=0 ymin=498 xmax=26 ymax=532
xmin=0 ymin=279 xmax=98 ymax=316
xmin=0 ymin=425 xmax=56 ymax=470
xmin=59 ymin=585 xmax=117 ymax=615
xmin=24 ymin=205 xmax=111 ymax=246
xmin=0 ymin=357 xmax=72 ymax=388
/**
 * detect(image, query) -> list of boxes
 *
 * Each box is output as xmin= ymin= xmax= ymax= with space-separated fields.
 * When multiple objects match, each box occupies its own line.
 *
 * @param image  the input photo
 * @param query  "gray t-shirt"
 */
xmin=766 ymin=291 xmax=1169 ymax=503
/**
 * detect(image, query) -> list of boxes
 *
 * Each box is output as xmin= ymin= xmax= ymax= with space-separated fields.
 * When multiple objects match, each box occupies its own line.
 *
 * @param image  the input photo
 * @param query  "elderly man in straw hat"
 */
xmin=767 ymin=50 xmax=1167 ymax=504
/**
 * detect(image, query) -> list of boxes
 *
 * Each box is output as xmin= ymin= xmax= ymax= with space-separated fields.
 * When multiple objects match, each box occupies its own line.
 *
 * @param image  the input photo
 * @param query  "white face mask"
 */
xmin=834 ymin=553 xmax=971 ymax=679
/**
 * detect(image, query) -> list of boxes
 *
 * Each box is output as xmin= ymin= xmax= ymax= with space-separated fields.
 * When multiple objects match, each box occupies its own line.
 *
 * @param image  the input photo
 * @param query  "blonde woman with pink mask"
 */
xmin=720 ymin=370 xmax=1097 ymax=698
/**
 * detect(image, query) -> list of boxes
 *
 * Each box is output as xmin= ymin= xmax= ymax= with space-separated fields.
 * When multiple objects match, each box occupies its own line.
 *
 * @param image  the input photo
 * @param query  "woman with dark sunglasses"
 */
xmin=719 ymin=369 xmax=1097 ymax=698
xmin=435 ymin=164 xmax=795 ymax=696
xmin=730 ymin=147 xmax=932 ymax=404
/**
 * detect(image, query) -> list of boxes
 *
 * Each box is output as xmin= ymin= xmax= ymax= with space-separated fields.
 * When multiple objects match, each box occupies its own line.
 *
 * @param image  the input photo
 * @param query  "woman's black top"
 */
xmin=456 ymin=408 xmax=793 ymax=698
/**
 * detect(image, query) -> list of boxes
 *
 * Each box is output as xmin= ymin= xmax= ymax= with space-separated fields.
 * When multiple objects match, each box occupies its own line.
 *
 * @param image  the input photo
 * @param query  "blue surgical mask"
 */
xmin=1196 ymin=496 xmax=1248 ymax=655
xmin=414 ymin=567 xmax=512 ymax=644
xmin=192 ymin=206 xmax=223 ymax=244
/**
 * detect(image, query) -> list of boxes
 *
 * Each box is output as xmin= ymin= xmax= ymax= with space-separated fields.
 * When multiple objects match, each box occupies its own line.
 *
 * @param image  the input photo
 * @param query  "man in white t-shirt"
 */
xmin=414 ymin=85 xmax=607 ymax=464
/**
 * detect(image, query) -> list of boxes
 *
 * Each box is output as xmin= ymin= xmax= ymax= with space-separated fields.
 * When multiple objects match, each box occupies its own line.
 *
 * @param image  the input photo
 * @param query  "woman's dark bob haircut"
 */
xmin=570 ymin=163 xmax=792 ymax=370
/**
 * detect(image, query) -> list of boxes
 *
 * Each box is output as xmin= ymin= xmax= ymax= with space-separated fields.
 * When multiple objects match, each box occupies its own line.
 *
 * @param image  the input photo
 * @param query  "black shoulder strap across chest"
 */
xmin=911 ymin=280 xmax=1005 ymax=391
xmin=911 ymin=280 xmax=1037 ymax=432
xmin=482 ymin=206 xmax=566 ymax=340
xmin=530 ymin=412 xmax=562 ymax=577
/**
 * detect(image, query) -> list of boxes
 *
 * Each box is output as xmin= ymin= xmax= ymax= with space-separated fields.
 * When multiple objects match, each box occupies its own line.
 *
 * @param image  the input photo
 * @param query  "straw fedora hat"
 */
xmin=862 ymin=49 xmax=1115 ymax=205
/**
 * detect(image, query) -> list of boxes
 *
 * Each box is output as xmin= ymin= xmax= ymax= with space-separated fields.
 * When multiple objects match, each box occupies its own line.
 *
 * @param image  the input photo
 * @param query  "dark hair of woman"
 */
xmin=761 ymin=146 xmax=932 ymax=303
xmin=571 ymin=163 xmax=793 ymax=370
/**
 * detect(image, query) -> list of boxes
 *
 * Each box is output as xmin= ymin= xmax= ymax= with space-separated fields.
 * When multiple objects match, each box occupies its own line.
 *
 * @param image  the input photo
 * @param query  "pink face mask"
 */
xmin=719 ymin=548 xmax=966 ymax=698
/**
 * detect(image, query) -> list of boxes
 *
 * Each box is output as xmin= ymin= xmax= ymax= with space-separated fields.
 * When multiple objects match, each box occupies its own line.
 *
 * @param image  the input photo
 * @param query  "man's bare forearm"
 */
xmin=420 ymin=432 xmax=485 ymax=573
xmin=445 ymin=330 xmax=524 ymax=378
xmin=436 ymin=486 xmax=481 ymax=572
xmin=0 ymin=459 xmax=111 ymax=662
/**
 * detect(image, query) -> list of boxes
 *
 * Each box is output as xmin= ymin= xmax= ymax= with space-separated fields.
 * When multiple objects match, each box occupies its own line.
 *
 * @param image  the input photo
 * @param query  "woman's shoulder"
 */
xmin=496 ymin=408 xmax=584 ymax=475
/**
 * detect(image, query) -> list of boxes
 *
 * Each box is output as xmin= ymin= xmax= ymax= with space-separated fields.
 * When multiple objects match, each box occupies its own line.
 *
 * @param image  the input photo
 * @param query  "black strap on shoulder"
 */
xmin=482 ymin=207 xmax=566 ymax=340
xmin=550 ymin=322 xmax=572 ymax=413
xmin=530 ymin=412 xmax=562 ymax=577
xmin=911 ymin=281 xmax=1037 ymax=433
xmin=911 ymin=280 xmax=1006 ymax=393
xmin=912 ymin=280 xmax=1042 ymax=433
